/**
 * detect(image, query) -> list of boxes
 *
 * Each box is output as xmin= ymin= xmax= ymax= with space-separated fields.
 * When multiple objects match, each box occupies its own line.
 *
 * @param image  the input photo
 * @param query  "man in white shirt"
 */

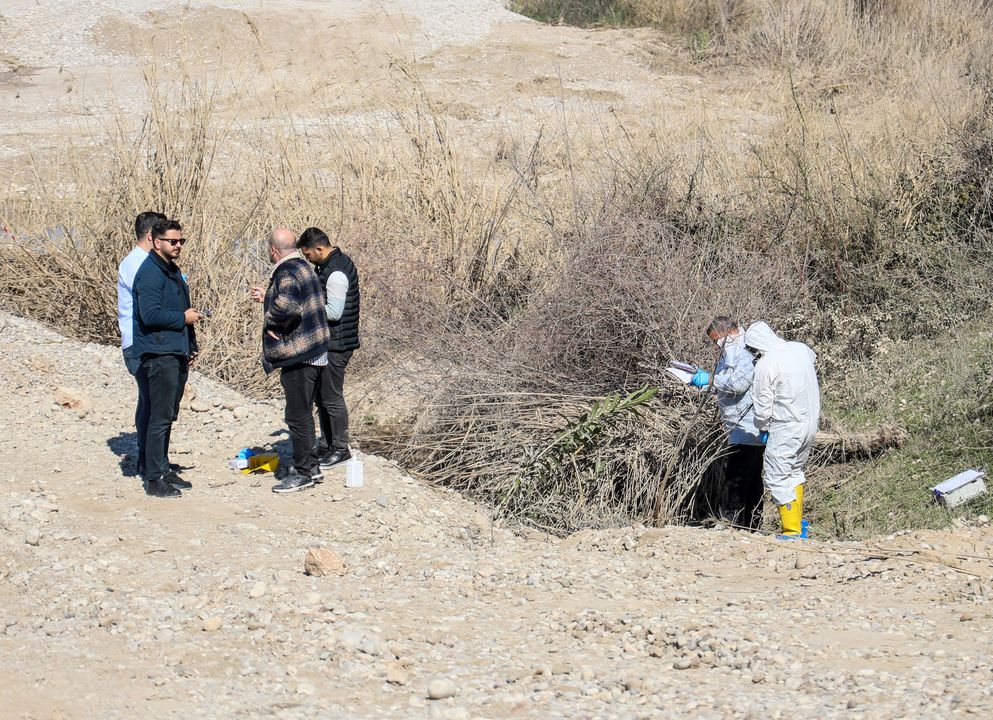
xmin=117 ymin=211 xmax=165 ymax=476
xmin=296 ymin=227 xmax=361 ymax=470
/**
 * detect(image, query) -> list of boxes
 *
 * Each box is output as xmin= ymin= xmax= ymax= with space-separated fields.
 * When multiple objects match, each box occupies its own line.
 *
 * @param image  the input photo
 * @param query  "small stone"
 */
xmin=427 ymin=678 xmax=457 ymax=700
xmin=672 ymin=658 xmax=692 ymax=670
xmin=800 ymin=567 xmax=818 ymax=580
xmin=24 ymin=528 xmax=41 ymax=546
xmin=339 ymin=629 xmax=364 ymax=649
xmin=189 ymin=400 xmax=212 ymax=413
xmin=622 ymin=536 xmax=636 ymax=551
xmin=233 ymin=406 xmax=250 ymax=419
xmin=247 ymin=615 xmax=269 ymax=631
xmin=296 ymin=681 xmax=315 ymax=696
xmin=960 ymin=612 xmax=975 ymax=622
xmin=304 ymin=547 xmax=347 ymax=577
xmin=376 ymin=495 xmax=390 ymax=508
xmin=249 ymin=582 xmax=267 ymax=598
xmin=358 ymin=637 xmax=384 ymax=656
xmin=54 ymin=387 xmax=91 ymax=413
xmin=202 ymin=617 xmax=222 ymax=632
xmin=386 ymin=663 xmax=409 ymax=686
xmin=751 ymin=671 xmax=765 ymax=684
xmin=795 ymin=553 xmax=811 ymax=570
xmin=622 ymin=676 xmax=644 ymax=691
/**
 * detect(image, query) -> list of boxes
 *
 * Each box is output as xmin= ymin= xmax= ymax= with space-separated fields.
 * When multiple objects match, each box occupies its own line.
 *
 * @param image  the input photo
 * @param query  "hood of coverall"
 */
xmin=743 ymin=321 xmax=788 ymax=355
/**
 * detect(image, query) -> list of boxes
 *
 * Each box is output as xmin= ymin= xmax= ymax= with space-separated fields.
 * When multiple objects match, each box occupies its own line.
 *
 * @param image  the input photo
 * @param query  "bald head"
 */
xmin=269 ymin=227 xmax=297 ymax=251
xmin=267 ymin=227 xmax=298 ymax=261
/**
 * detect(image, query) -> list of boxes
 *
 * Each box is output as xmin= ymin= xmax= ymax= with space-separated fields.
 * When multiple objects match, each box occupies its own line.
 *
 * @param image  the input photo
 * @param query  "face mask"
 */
xmin=716 ymin=337 xmax=728 ymax=349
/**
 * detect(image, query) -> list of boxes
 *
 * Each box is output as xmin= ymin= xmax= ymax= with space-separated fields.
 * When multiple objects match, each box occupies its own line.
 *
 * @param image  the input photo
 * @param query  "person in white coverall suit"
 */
xmin=743 ymin=322 xmax=820 ymax=537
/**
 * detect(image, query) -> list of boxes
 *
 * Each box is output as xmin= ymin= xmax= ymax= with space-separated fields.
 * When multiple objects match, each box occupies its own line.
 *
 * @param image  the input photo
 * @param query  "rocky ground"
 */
xmin=0 ymin=310 xmax=991 ymax=718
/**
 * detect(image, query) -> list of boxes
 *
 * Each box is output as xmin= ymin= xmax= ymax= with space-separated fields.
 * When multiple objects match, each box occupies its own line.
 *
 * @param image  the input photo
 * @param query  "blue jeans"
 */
xmin=123 ymin=346 xmax=150 ymax=472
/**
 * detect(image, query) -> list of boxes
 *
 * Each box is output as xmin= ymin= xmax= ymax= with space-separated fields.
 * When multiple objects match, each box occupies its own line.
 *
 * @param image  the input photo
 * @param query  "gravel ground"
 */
xmin=0 ymin=310 xmax=991 ymax=718
xmin=0 ymin=0 xmax=520 ymax=67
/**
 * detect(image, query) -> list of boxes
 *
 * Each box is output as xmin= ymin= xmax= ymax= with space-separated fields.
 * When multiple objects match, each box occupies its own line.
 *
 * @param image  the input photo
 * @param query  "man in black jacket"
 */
xmin=297 ymin=227 xmax=360 ymax=469
xmin=132 ymin=219 xmax=204 ymax=498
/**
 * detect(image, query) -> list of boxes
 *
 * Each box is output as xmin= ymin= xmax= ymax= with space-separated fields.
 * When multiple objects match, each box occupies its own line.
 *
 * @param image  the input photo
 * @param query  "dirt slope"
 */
xmin=0 ymin=310 xmax=991 ymax=718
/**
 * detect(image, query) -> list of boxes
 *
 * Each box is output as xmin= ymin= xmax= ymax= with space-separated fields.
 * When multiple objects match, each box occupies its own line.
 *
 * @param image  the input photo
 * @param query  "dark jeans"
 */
xmin=726 ymin=444 xmax=765 ymax=530
xmin=280 ymin=363 xmax=322 ymax=475
xmin=316 ymin=351 xmax=352 ymax=454
xmin=123 ymin=346 xmax=150 ymax=472
xmin=143 ymin=354 xmax=188 ymax=481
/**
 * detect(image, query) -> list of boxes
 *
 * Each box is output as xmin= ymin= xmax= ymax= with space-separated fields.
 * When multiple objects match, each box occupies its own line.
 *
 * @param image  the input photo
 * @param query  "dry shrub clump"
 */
xmin=368 ymin=164 xmax=810 ymax=531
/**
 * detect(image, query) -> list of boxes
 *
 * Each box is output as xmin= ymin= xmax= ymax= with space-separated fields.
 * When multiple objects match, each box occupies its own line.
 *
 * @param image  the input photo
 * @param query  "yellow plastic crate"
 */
xmin=241 ymin=453 xmax=280 ymax=474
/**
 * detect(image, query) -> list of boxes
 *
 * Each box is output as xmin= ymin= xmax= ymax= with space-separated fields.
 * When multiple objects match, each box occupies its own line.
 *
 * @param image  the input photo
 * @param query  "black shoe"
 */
xmin=272 ymin=473 xmax=315 ymax=494
xmin=318 ymin=448 xmax=351 ymax=470
xmin=146 ymin=475 xmax=182 ymax=498
xmin=164 ymin=471 xmax=192 ymax=490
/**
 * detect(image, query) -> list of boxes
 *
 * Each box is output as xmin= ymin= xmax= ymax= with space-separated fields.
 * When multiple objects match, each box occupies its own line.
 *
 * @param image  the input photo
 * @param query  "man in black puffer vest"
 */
xmin=297 ymin=227 xmax=360 ymax=469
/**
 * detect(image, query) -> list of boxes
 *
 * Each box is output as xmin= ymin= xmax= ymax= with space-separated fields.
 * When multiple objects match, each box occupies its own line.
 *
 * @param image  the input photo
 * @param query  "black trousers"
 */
xmin=725 ymin=444 xmax=765 ymax=530
xmin=143 ymin=354 xmax=188 ymax=481
xmin=123 ymin=346 xmax=150 ymax=472
xmin=280 ymin=363 xmax=322 ymax=475
xmin=316 ymin=350 xmax=352 ymax=454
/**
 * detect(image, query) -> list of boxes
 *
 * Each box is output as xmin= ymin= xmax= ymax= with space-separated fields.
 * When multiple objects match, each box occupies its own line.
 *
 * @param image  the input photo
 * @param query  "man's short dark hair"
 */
xmin=152 ymin=219 xmax=182 ymax=239
xmin=296 ymin=227 xmax=332 ymax=249
xmin=706 ymin=316 xmax=738 ymax=336
xmin=135 ymin=211 xmax=167 ymax=241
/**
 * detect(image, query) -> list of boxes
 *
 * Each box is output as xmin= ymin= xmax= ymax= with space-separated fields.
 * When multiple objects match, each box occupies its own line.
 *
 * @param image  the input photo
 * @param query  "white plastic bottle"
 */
xmin=345 ymin=458 xmax=364 ymax=488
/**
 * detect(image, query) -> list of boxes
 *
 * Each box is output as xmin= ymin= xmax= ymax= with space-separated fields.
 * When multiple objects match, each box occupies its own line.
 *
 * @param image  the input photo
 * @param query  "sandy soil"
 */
xmin=0 ymin=310 xmax=991 ymax=718
xmin=0 ymin=0 xmax=769 ymax=186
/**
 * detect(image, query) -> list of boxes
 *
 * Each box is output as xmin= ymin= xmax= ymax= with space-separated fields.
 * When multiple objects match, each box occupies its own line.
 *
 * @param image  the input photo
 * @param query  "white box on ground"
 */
xmin=932 ymin=469 xmax=987 ymax=509
xmin=345 ymin=458 xmax=364 ymax=488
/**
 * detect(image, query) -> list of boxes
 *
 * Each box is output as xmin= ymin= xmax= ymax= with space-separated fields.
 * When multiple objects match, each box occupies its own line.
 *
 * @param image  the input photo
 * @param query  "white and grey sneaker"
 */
xmin=289 ymin=465 xmax=324 ymax=485
xmin=272 ymin=472 xmax=315 ymax=494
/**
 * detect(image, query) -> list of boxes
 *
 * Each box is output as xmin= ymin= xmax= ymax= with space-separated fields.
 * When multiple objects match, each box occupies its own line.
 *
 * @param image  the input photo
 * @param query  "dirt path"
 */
xmin=0 ymin=311 xmax=991 ymax=718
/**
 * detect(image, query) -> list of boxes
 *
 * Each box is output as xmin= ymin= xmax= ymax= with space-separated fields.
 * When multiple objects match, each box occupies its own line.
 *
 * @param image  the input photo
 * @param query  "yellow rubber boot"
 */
xmin=777 ymin=494 xmax=803 ymax=538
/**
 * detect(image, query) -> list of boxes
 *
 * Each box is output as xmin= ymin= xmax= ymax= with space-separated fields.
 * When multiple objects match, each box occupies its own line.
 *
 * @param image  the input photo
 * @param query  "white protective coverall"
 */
xmin=713 ymin=333 xmax=763 ymax=446
xmin=743 ymin=322 xmax=820 ymax=505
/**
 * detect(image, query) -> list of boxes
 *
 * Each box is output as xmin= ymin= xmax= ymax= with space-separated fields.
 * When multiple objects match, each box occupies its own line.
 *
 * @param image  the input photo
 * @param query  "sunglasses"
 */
xmin=155 ymin=237 xmax=187 ymax=246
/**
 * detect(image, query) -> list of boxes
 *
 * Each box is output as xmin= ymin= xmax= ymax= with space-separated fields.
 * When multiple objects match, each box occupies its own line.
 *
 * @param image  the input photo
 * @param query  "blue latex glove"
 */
xmin=759 ymin=431 xmax=769 ymax=445
xmin=690 ymin=369 xmax=710 ymax=388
